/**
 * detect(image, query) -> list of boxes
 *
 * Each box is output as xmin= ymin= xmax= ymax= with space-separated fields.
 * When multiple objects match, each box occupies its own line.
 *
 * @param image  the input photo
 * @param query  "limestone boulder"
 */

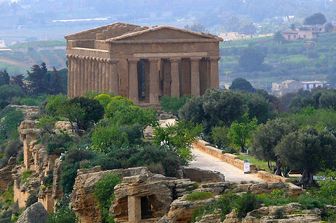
xmin=16 ymin=202 xmax=48 ymax=223
xmin=164 ymin=196 xmax=215 ymax=223
xmin=182 ymin=167 xmax=225 ymax=183
xmin=243 ymin=203 xmax=321 ymax=223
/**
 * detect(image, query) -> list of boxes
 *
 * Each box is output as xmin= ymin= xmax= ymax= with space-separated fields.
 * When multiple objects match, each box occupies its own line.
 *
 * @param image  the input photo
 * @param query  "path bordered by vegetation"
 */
xmin=190 ymin=147 xmax=263 ymax=183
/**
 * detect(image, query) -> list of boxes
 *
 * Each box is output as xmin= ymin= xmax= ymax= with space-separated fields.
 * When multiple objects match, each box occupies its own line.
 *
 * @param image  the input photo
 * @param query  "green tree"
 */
xmin=65 ymin=97 xmax=104 ymax=130
xmin=252 ymin=118 xmax=297 ymax=175
xmin=304 ymin=12 xmax=327 ymax=25
xmin=228 ymin=114 xmax=257 ymax=152
xmin=325 ymin=23 xmax=334 ymax=32
xmin=153 ymin=121 xmax=203 ymax=164
xmin=238 ymin=47 xmax=266 ymax=72
xmin=229 ymin=78 xmax=255 ymax=93
xmin=211 ymin=126 xmax=230 ymax=149
xmin=275 ymin=128 xmax=336 ymax=188
xmin=245 ymin=94 xmax=273 ymax=124
xmin=94 ymin=173 xmax=121 ymax=223
xmin=0 ymin=107 xmax=24 ymax=144
xmin=91 ymin=125 xmax=130 ymax=154
xmin=160 ymin=96 xmax=190 ymax=115
xmin=27 ymin=63 xmax=48 ymax=95
xmin=0 ymin=70 xmax=10 ymax=86
xmin=273 ymin=31 xmax=285 ymax=44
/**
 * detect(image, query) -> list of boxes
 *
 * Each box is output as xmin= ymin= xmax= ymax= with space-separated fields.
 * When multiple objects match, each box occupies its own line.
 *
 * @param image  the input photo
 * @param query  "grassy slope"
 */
xmin=220 ymin=33 xmax=336 ymax=90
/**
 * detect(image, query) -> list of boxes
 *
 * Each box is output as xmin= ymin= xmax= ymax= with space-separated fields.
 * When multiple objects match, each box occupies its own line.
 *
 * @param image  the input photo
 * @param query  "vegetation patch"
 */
xmin=186 ymin=191 xmax=214 ymax=201
xmin=94 ymin=173 xmax=121 ymax=223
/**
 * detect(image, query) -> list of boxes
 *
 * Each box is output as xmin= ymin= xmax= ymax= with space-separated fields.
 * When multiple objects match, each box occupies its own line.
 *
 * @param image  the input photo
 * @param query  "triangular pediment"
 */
xmin=107 ymin=26 xmax=221 ymax=42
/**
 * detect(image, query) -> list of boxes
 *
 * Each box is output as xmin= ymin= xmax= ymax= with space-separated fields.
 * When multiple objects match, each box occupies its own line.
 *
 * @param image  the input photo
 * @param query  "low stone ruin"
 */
xmin=71 ymin=164 xmax=305 ymax=223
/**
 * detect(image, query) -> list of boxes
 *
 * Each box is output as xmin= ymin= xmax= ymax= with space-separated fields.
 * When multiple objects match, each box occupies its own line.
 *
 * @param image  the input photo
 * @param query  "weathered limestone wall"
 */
xmin=14 ymin=119 xmax=66 ymax=212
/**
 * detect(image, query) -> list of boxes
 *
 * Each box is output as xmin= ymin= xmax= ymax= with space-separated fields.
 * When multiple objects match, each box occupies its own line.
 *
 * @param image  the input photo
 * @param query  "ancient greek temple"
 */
xmin=65 ymin=23 xmax=222 ymax=105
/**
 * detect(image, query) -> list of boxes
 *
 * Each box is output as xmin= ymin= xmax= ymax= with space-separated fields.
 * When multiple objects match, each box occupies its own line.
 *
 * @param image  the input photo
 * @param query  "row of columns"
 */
xmin=128 ymin=56 xmax=220 ymax=104
xmin=67 ymin=55 xmax=119 ymax=97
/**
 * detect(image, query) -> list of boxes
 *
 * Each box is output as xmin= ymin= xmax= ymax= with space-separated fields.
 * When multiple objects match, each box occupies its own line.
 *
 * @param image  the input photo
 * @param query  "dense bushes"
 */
xmin=94 ymin=173 xmax=121 ymax=223
xmin=192 ymin=192 xmax=258 ymax=222
xmin=160 ymin=96 xmax=190 ymax=115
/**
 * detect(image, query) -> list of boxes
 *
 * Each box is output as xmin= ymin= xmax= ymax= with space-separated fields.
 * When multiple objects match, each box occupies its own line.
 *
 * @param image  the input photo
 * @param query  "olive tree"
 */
xmin=252 ymin=118 xmax=297 ymax=175
xmin=275 ymin=128 xmax=336 ymax=188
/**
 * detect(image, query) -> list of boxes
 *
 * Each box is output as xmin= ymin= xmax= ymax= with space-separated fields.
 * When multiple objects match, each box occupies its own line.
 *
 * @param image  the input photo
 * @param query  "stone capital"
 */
xmin=190 ymin=57 xmax=202 ymax=62
xmin=127 ymin=58 xmax=139 ymax=63
xmin=148 ymin=57 xmax=160 ymax=62
xmin=210 ymin=56 xmax=221 ymax=62
xmin=170 ymin=58 xmax=181 ymax=63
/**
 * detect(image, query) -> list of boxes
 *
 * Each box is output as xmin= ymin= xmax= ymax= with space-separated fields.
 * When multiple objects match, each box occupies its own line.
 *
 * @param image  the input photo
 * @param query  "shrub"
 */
xmin=234 ymin=192 xmax=259 ymax=219
xmin=44 ymin=133 xmax=75 ymax=155
xmin=26 ymin=193 xmax=38 ymax=208
xmin=192 ymin=192 xmax=238 ymax=222
xmin=186 ymin=192 xmax=214 ymax=201
xmin=211 ymin=126 xmax=230 ymax=149
xmin=160 ymin=96 xmax=190 ymax=115
xmin=21 ymin=170 xmax=32 ymax=184
xmin=94 ymin=173 xmax=121 ymax=223
xmin=47 ymin=206 xmax=77 ymax=223
xmin=91 ymin=125 xmax=129 ymax=154
xmin=60 ymin=149 xmax=95 ymax=194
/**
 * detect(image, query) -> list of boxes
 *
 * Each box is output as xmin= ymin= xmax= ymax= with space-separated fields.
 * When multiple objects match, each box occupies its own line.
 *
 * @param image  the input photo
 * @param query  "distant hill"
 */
xmin=0 ymin=0 xmax=335 ymax=42
xmin=220 ymin=32 xmax=336 ymax=90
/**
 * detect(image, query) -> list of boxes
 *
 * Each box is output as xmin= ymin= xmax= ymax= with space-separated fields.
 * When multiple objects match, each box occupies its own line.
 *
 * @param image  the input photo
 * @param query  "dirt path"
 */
xmin=190 ymin=148 xmax=264 ymax=183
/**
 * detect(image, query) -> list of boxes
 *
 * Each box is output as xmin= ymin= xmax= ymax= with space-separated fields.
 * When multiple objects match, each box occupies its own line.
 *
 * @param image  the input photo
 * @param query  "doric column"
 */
xmin=149 ymin=58 xmax=160 ymax=104
xmin=170 ymin=58 xmax=180 ymax=97
xmin=128 ymin=58 xmax=139 ymax=103
xmin=111 ymin=61 xmax=119 ymax=95
xmin=67 ymin=56 xmax=71 ymax=97
xmin=91 ymin=58 xmax=96 ymax=91
xmin=94 ymin=58 xmax=99 ymax=91
xmin=191 ymin=57 xmax=201 ymax=96
xmin=78 ymin=57 xmax=85 ymax=96
xmin=74 ymin=56 xmax=79 ymax=97
xmin=128 ymin=196 xmax=141 ymax=223
xmin=98 ymin=59 xmax=103 ymax=92
xmin=87 ymin=58 xmax=92 ymax=92
xmin=84 ymin=56 xmax=89 ymax=95
xmin=210 ymin=57 xmax=220 ymax=88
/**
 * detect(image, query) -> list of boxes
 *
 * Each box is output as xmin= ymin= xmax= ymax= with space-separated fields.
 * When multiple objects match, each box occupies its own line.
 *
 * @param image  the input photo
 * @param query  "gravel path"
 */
xmin=190 ymin=148 xmax=264 ymax=183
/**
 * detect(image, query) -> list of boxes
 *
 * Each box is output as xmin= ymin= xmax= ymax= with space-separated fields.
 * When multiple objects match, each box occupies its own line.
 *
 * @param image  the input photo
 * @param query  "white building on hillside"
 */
xmin=272 ymin=80 xmax=329 ymax=97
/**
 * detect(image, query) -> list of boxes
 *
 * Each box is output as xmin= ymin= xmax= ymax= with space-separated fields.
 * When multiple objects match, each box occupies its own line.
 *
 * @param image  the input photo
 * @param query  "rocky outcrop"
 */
xmin=229 ymin=182 xmax=303 ymax=196
xmin=72 ymin=165 xmax=226 ymax=223
xmin=71 ymin=167 xmax=151 ymax=223
xmin=163 ymin=196 xmax=215 ymax=223
xmin=13 ymin=115 xmax=67 ymax=212
xmin=223 ymin=203 xmax=321 ymax=223
xmin=16 ymin=202 xmax=48 ymax=223
xmin=9 ymin=105 xmax=39 ymax=120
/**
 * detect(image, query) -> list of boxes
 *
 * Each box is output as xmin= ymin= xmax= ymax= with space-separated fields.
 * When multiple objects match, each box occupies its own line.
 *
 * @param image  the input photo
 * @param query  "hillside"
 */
xmin=220 ymin=32 xmax=336 ymax=90
xmin=0 ymin=0 xmax=336 ymax=42
xmin=0 ymin=40 xmax=66 ymax=74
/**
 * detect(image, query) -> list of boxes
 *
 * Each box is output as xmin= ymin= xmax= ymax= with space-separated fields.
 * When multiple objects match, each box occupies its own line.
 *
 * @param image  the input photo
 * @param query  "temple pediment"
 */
xmin=106 ymin=26 xmax=222 ymax=42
